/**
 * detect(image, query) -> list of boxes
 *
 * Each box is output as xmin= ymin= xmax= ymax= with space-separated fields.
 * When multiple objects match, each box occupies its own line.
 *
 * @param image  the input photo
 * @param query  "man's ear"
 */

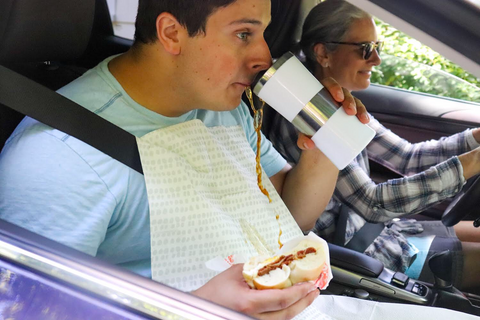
xmin=156 ymin=12 xmax=186 ymax=55
xmin=313 ymin=43 xmax=330 ymax=68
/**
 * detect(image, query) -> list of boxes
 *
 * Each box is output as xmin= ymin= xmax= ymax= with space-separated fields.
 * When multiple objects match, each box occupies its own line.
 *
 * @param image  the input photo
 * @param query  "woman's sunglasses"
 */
xmin=325 ymin=41 xmax=384 ymax=60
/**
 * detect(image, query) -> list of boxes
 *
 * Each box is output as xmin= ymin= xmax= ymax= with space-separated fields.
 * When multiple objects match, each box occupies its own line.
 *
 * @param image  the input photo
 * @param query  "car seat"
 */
xmin=0 ymin=0 xmax=128 ymax=151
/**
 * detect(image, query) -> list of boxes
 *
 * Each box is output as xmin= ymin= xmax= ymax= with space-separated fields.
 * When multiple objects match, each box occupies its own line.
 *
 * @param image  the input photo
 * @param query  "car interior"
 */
xmin=1 ymin=0 xmax=480 ymax=318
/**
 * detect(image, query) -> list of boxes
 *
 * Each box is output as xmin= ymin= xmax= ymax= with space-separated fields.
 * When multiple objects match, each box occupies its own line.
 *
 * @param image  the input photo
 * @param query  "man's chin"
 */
xmin=226 ymin=96 xmax=243 ymax=110
xmin=205 ymin=98 xmax=242 ymax=112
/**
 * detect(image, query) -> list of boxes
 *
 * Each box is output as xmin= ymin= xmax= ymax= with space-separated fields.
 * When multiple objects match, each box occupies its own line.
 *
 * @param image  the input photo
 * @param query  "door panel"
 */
xmin=354 ymin=84 xmax=480 ymax=143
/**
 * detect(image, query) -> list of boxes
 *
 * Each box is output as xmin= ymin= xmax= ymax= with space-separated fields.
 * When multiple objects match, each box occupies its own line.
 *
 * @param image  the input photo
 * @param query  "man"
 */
xmin=0 ymin=0 xmax=368 ymax=318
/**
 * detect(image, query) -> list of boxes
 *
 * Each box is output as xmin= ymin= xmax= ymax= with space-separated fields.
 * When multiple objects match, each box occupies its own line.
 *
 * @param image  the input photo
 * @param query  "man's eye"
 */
xmin=236 ymin=32 xmax=251 ymax=41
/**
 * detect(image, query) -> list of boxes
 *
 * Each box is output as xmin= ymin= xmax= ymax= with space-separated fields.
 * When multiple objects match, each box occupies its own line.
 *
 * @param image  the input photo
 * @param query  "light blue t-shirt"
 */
xmin=0 ymin=56 xmax=286 ymax=278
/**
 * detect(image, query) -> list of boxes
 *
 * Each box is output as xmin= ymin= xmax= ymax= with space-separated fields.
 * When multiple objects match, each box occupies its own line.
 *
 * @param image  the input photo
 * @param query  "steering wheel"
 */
xmin=442 ymin=174 xmax=480 ymax=227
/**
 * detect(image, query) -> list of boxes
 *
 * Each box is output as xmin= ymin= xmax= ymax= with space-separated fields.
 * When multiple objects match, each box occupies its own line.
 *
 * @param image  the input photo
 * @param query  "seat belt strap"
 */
xmin=333 ymin=205 xmax=349 ymax=246
xmin=345 ymin=220 xmax=385 ymax=253
xmin=335 ymin=204 xmax=385 ymax=253
xmin=0 ymin=65 xmax=143 ymax=174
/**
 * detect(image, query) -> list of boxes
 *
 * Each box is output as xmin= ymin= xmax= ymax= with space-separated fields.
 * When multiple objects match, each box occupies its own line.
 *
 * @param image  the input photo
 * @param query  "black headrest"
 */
xmin=0 ymin=0 xmax=95 ymax=63
xmin=266 ymin=0 xmax=302 ymax=59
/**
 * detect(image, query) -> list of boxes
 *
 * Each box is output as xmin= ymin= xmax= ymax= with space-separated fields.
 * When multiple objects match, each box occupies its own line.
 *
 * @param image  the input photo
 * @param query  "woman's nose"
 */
xmin=369 ymin=48 xmax=382 ymax=66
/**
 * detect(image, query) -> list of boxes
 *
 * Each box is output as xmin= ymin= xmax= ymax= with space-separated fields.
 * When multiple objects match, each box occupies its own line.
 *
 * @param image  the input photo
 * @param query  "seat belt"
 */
xmin=334 ymin=204 xmax=385 ymax=253
xmin=0 ymin=65 xmax=143 ymax=174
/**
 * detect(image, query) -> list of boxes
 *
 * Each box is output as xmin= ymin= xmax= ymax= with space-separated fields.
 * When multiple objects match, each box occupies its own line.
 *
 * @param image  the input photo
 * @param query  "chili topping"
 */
xmin=257 ymin=247 xmax=317 ymax=277
xmin=245 ymin=87 xmax=271 ymax=203
xmin=276 ymin=214 xmax=283 ymax=249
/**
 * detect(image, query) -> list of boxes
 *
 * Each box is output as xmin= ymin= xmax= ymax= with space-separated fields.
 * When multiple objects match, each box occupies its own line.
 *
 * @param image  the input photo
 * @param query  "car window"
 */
xmin=107 ymin=0 xmax=138 ymax=40
xmin=372 ymin=19 xmax=480 ymax=103
xmin=466 ymin=0 xmax=480 ymax=9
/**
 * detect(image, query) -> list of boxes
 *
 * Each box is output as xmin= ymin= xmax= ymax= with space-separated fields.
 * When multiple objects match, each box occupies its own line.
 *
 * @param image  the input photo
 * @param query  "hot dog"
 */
xmin=242 ymin=239 xmax=327 ymax=290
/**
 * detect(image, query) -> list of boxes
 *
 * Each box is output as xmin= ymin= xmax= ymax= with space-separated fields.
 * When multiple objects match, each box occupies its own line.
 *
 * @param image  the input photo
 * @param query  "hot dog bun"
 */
xmin=243 ymin=255 xmax=292 ymax=289
xmin=253 ymin=264 xmax=292 ymax=290
xmin=243 ymin=238 xmax=326 ymax=290
xmin=288 ymin=240 xmax=326 ymax=284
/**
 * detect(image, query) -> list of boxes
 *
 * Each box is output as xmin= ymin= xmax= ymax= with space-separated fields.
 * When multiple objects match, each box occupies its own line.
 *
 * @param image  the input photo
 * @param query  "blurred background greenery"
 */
xmin=373 ymin=20 xmax=480 ymax=103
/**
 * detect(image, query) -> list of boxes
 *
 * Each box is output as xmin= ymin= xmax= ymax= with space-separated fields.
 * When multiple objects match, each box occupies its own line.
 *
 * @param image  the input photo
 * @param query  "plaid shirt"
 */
xmin=269 ymin=112 xmax=479 ymax=271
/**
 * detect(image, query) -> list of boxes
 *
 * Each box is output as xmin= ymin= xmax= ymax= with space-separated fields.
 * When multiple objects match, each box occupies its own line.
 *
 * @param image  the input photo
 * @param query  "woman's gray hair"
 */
xmin=300 ymin=0 xmax=372 ymax=70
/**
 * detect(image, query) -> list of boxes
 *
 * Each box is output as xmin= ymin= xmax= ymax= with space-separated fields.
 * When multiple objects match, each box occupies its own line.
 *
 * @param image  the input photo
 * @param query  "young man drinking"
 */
xmin=0 ymin=1 xmax=368 ymax=318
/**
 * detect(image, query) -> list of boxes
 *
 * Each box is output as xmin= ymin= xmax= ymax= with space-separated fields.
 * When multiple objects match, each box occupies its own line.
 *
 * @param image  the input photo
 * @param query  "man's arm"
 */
xmin=0 ymin=123 xmax=115 ymax=255
xmin=270 ymin=79 xmax=369 ymax=231
xmin=270 ymin=144 xmax=338 ymax=231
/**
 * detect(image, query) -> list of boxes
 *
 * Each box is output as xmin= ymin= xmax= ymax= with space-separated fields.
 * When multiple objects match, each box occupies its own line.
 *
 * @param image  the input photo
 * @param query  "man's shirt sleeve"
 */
xmin=0 ymin=119 xmax=116 ymax=255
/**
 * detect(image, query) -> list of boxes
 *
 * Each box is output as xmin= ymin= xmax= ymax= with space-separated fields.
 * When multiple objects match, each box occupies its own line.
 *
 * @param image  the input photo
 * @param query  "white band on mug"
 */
xmin=253 ymin=52 xmax=375 ymax=170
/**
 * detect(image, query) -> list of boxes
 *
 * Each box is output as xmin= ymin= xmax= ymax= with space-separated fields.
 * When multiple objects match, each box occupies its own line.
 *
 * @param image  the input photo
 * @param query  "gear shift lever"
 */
xmin=428 ymin=250 xmax=480 ymax=315
xmin=428 ymin=250 xmax=453 ymax=291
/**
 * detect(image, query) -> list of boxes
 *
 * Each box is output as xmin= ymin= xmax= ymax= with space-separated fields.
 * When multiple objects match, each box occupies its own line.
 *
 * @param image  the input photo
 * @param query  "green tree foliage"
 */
xmin=372 ymin=20 xmax=480 ymax=102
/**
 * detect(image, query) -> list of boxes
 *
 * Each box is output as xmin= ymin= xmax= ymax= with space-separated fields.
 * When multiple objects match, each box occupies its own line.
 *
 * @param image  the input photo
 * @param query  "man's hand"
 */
xmin=321 ymin=77 xmax=369 ymax=124
xmin=192 ymin=264 xmax=319 ymax=320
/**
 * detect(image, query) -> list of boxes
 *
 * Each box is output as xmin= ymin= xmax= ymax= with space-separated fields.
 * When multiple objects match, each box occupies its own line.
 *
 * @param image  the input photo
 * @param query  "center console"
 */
xmin=326 ymin=243 xmax=433 ymax=304
xmin=327 ymin=242 xmax=480 ymax=316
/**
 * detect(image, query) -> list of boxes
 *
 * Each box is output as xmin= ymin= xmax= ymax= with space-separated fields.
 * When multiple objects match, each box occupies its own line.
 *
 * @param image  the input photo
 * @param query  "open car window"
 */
xmin=372 ymin=19 xmax=480 ymax=103
xmin=349 ymin=0 xmax=480 ymax=77
xmin=107 ymin=0 xmax=137 ymax=40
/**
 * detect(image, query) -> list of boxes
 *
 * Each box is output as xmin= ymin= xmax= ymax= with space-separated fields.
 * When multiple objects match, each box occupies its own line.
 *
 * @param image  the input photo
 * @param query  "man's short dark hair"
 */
xmin=134 ymin=0 xmax=237 ymax=45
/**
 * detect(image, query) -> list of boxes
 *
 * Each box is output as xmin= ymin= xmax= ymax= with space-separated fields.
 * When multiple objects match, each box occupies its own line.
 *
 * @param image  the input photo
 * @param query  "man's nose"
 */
xmin=250 ymin=39 xmax=272 ymax=72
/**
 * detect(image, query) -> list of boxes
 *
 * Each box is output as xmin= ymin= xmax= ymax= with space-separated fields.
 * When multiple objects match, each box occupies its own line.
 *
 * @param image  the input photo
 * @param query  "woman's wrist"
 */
xmin=472 ymin=128 xmax=480 ymax=144
xmin=458 ymin=147 xmax=480 ymax=180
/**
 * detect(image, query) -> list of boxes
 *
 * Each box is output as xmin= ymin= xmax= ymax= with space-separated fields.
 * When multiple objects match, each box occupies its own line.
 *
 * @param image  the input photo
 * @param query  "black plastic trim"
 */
xmin=328 ymin=243 xmax=384 ymax=277
xmin=371 ymin=0 xmax=480 ymax=66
